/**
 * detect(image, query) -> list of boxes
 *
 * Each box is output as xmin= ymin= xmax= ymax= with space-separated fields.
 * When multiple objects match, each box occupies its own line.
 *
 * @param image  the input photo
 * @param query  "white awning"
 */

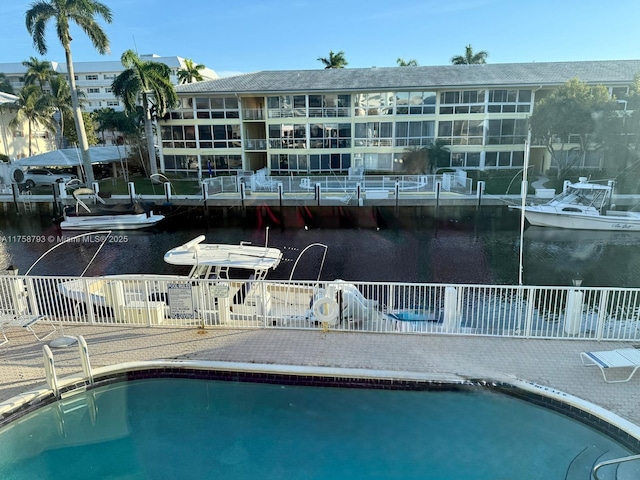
xmin=0 ymin=92 xmax=18 ymax=105
xmin=12 ymin=146 xmax=130 ymax=167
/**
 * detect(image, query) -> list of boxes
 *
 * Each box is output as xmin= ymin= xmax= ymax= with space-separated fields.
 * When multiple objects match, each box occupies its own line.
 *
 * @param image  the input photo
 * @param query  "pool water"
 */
xmin=0 ymin=378 xmax=634 ymax=479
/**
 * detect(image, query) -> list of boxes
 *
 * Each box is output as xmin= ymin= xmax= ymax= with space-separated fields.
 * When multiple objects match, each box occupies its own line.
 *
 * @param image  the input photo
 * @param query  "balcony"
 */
xmin=244 ymin=138 xmax=267 ymax=150
xmin=242 ymin=108 xmax=265 ymax=120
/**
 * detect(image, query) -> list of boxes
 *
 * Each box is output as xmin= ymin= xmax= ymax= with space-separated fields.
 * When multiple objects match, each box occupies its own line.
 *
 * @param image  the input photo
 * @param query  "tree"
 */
xmin=9 ymin=84 xmax=57 ymax=157
xmin=397 ymin=58 xmax=418 ymax=67
xmin=63 ymin=110 xmax=98 ymax=146
xmin=26 ymin=0 xmax=113 ymax=185
xmin=177 ymin=59 xmax=205 ymax=84
xmin=317 ymin=50 xmax=348 ymax=69
xmin=22 ymin=56 xmax=56 ymax=88
xmin=401 ymin=146 xmax=430 ymax=174
xmin=0 ymin=73 xmax=15 ymax=94
xmin=111 ymin=50 xmax=178 ymax=176
xmin=49 ymin=75 xmax=85 ymax=148
xmin=426 ymin=139 xmax=450 ymax=171
xmin=451 ymin=44 xmax=488 ymax=65
xmin=530 ymin=78 xmax=617 ymax=179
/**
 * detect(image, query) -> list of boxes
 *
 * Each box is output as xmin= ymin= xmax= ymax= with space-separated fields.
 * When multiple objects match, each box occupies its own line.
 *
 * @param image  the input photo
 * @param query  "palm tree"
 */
xmin=25 ymin=0 xmax=113 ymax=185
xmin=9 ymin=84 xmax=57 ymax=157
xmin=397 ymin=58 xmax=418 ymax=67
xmin=317 ymin=50 xmax=348 ymax=69
xmin=177 ymin=59 xmax=205 ymax=84
xmin=22 ymin=56 xmax=57 ymax=88
xmin=450 ymin=44 xmax=488 ymax=65
xmin=0 ymin=73 xmax=14 ymax=94
xmin=111 ymin=50 xmax=178 ymax=176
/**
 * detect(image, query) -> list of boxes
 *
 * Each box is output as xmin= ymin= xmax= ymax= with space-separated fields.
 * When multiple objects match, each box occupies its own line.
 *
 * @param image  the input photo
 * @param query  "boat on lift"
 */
xmin=59 ymin=188 xmax=164 ymax=231
xmin=511 ymin=177 xmax=640 ymax=231
xmin=56 ymin=235 xmax=382 ymax=328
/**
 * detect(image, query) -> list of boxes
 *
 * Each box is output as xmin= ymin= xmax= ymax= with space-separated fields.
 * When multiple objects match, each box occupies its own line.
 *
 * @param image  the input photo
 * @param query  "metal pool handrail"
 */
xmin=592 ymin=453 xmax=640 ymax=479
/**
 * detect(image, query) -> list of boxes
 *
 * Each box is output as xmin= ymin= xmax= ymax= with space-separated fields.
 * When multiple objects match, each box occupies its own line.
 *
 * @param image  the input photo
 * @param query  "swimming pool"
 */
xmin=0 ymin=372 xmax=637 ymax=479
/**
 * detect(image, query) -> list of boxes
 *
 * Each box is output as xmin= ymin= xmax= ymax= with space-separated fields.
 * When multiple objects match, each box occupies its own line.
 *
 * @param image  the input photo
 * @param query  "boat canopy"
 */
xmin=163 ymin=235 xmax=283 ymax=272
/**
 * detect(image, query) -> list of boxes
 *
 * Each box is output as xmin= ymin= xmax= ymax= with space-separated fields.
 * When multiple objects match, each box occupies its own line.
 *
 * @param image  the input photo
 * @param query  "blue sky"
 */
xmin=1 ymin=0 xmax=639 ymax=77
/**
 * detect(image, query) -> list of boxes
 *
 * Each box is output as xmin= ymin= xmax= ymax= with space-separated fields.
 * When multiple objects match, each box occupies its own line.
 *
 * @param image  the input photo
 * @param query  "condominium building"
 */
xmin=159 ymin=60 xmax=640 ymax=178
xmin=0 ymin=55 xmax=218 ymax=158
xmin=0 ymin=54 xmax=218 ymax=113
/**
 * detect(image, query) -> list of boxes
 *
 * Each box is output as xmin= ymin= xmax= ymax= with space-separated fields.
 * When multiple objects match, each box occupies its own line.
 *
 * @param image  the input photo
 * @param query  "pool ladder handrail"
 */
xmin=43 ymin=335 xmax=93 ymax=398
xmin=592 ymin=453 xmax=640 ymax=479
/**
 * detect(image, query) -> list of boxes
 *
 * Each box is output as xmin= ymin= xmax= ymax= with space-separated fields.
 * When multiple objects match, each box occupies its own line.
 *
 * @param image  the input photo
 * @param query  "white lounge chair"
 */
xmin=580 ymin=348 xmax=640 ymax=383
xmin=0 ymin=313 xmax=57 ymax=346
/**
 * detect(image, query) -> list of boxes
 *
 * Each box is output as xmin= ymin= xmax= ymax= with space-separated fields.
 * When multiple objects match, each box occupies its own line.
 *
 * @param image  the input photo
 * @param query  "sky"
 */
xmin=1 ymin=0 xmax=639 ymax=77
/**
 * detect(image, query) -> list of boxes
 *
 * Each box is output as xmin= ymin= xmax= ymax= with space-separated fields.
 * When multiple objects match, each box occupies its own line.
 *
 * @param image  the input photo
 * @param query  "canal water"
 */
xmin=0 ymin=207 xmax=639 ymax=288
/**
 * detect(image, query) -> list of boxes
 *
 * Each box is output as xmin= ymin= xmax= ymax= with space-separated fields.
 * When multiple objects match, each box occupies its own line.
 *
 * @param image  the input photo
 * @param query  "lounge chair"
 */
xmin=580 ymin=348 xmax=640 ymax=383
xmin=0 ymin=313 xmax=57 ymax=346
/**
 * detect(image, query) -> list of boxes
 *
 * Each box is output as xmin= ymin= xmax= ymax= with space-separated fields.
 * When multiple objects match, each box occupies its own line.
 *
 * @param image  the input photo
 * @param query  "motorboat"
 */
xmin=56 ymin=235 xmax=383 ymax=328
xmin=511 ymin=177 xmax=640 ymax=231
xmin=59 ymin=188 xmax=164 ymax=231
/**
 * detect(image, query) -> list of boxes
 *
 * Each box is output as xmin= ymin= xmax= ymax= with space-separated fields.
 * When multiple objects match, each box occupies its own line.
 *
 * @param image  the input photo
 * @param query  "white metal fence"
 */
xmin=3 ymin=274 xmax=640 ymax=341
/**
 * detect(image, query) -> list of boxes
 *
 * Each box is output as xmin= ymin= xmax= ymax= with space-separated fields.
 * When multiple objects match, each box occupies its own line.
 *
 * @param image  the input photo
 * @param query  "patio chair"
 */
xmin=580 ymin=348 xmax=640 ymax=383
xmin=0 ymin=313 xmax=57 ymax=346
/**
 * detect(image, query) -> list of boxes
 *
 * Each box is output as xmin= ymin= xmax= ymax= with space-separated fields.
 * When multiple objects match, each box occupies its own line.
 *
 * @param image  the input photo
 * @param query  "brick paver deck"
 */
xmin=1 ymin=325 xmax=639 ymax=428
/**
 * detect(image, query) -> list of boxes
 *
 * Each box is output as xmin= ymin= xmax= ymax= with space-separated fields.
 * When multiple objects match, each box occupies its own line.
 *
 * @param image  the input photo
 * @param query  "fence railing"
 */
xmin=201 ymin=173 xmax=473 ymax=198
xmin=3 ymin=274 xmax=640 ymax=341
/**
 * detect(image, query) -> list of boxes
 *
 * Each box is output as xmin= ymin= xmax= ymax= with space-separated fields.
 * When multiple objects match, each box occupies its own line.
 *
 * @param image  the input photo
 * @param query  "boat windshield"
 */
xmin=553 ymin=186 xmax=609 ymax=208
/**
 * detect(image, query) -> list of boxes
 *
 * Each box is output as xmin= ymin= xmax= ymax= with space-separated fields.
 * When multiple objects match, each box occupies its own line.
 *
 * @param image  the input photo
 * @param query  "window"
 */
xmin=353 ymin=153 xmax=393 ymax=171
xmin=103 ymin=74 xmax=116 ymax=80
xmin=354 ymin=122 xmax=392 ymax=146
xmin=450 ymin=152 xmax=481 ymax=168
xmin=484 ymin=151 xmax=525 ymax=168
xmin=308 ymin=94 xmax=351 ymax=117
xmin=267 ymin=95 xmax=307 ymax=118
xmin=439 ymin=90 xmax=485 ymax=114
xmin=487 ymin=89 xmax=532 ymax=113
xmin=268 ymin=124 xmax=307 ymax=149
xmin=106 ymin=100 xmax=119 ymax=107
xmin=395 ymin=121 xmax=435 ymax=146
xmin=395 ymin=91 xmax=436 ymax=115
xmin=487 ymin=119 xmax=528 ymax=145
xmin=438 ymin=120 xmax=484 ymax=145
xmin=85 ymin=74 xmax=98 ymax=80
xmin=194 ymin=97 xmax=240 ymax=119
xmin=87 ymin=88 xmax=100 ymax=94
xmin=308 ymin=153 xmax=351 ymax=172
xmin=270 ymin=154 xmax=310 ymax=173
xmin=354 ymin=92 xmax=394 ymax=116
xmin=104 ymin=87 xmax=113 ymax=94
xmin=309 ymin=123 xmax=351 ymax=148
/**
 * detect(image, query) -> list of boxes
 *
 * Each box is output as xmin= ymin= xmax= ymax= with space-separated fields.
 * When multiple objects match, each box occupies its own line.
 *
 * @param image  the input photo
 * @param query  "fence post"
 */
xmin=395 ymin=181 xmax=400 ymax=208
xmin=128 ymin=182 xmax=136 ymax=202
xmin=564 ymin=288 xmax=584 ymax=335
xmin=443 ymin=286 xmax=459 ymax=333
xmin=595 ymin=290 xmax=610 ymax=340
xmin=278 ymin=182 xmax=283 ymax=208
xmin=164 ymin=181 xmax=172 ymax=203
xmin=435 ymin=181 xmax=442 ymax=219
xmin=315 ymin=183 xmax=321 ymax=206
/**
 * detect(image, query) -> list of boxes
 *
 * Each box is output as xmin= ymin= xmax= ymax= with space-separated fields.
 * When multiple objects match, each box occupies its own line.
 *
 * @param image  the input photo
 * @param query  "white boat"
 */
xmin=59 ymin=188 xmax=164 ymax=231
xmin=56 ymin=235 xmax=383 ymax=328
xmin=512 ymin=178 xmax=640 ymax=231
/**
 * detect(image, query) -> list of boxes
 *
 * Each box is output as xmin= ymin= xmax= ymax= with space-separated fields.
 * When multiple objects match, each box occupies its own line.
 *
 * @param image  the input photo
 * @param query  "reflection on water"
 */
xmin=0 ymin=213 xmax=639 ymax=287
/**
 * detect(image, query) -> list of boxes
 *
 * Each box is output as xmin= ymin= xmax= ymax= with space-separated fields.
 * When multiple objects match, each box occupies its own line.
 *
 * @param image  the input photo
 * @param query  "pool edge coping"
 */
xmin=2 ymin=359 xmax=640 ymax=451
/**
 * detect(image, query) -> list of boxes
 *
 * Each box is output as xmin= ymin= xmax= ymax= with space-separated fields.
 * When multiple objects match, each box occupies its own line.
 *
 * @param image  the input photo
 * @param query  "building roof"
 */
xmin=175 ymin=60 xmax=640 ymax=95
